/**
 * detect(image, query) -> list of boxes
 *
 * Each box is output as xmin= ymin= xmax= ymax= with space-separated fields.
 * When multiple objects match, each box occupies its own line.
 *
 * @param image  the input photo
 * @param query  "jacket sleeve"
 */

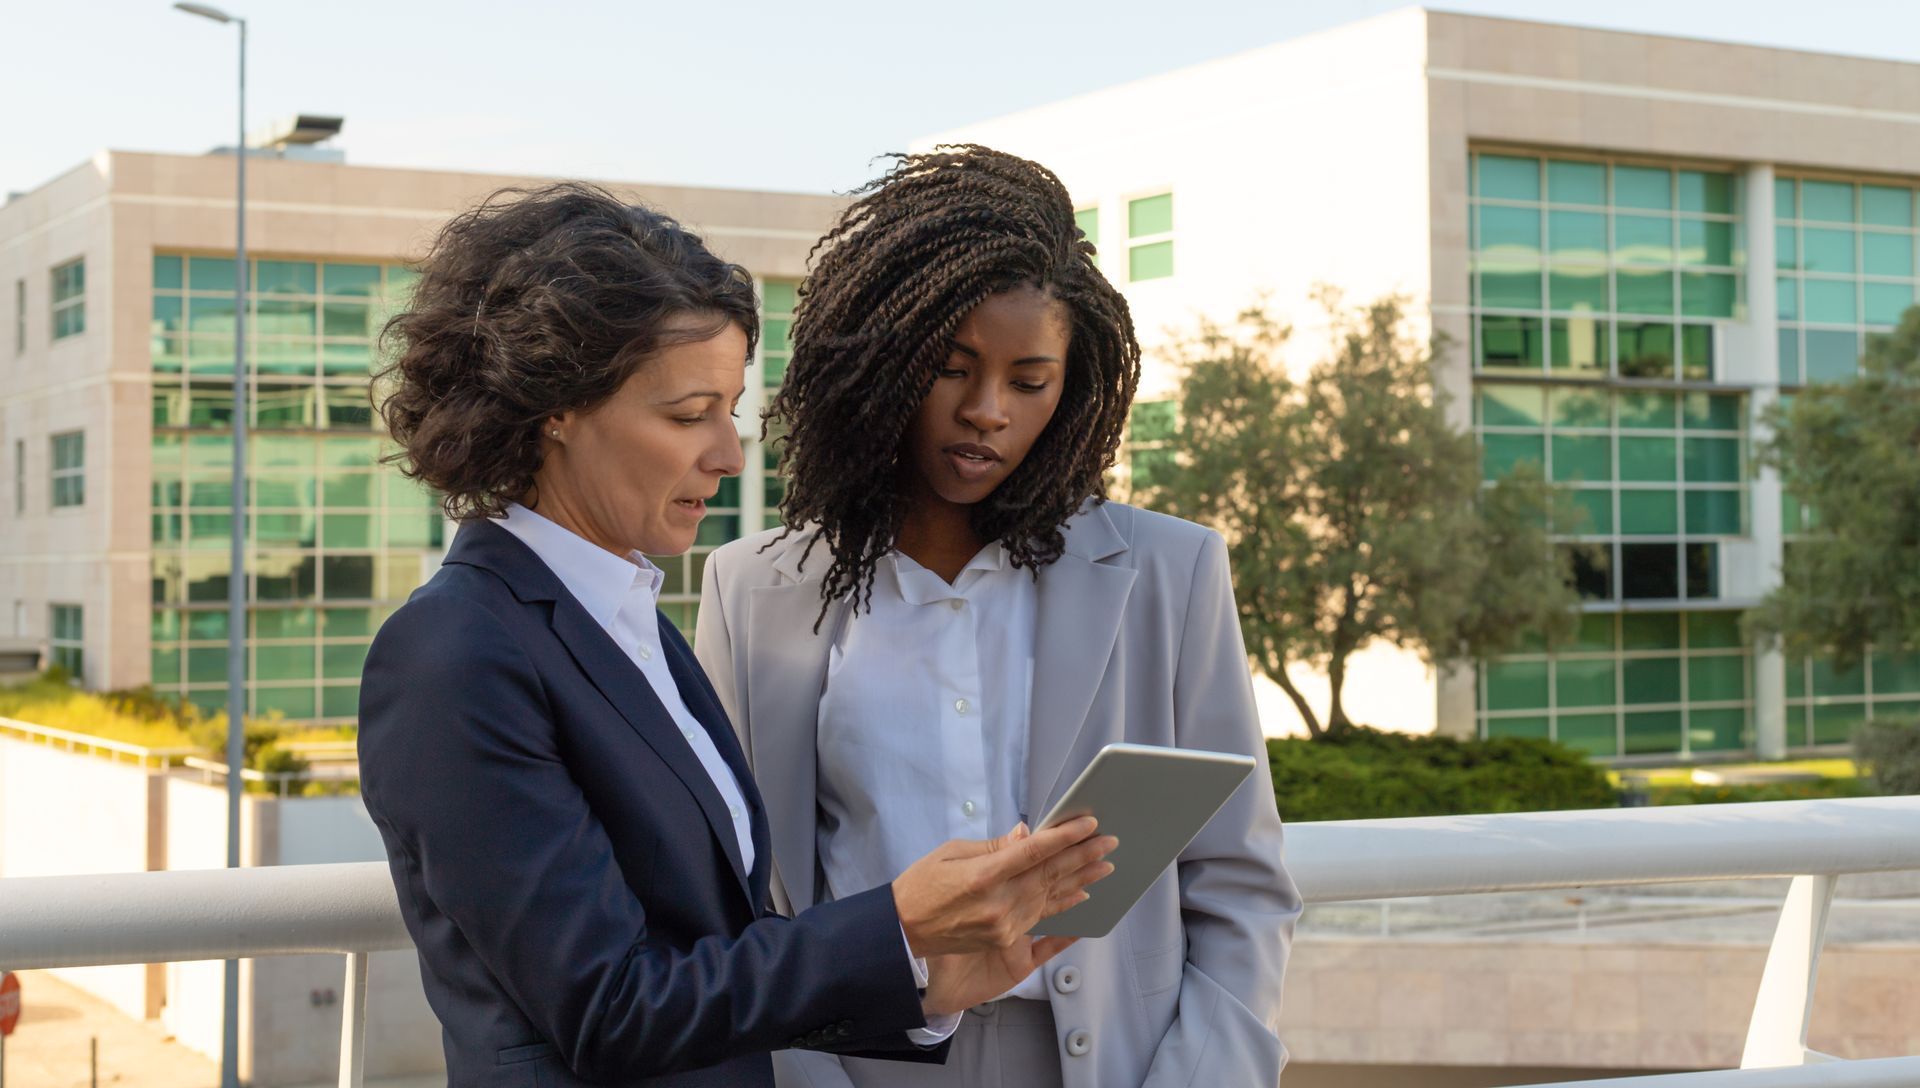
xmin=1141 ymin=530 xmax=1303 ymax=1086
xmin=358 ymin=593 xmax=929 ymax=1082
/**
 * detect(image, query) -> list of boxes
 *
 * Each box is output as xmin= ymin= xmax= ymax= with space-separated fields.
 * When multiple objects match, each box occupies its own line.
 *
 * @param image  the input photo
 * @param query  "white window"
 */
xmin=51 ymin=258 xmax=84 ymax=340
xmin=50 ymin=430 xmax=84 ymax=508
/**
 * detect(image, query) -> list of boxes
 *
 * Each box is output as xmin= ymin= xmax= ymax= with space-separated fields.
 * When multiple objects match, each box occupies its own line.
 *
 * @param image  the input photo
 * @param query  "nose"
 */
xmin=706 ymin=421 xmax=745 ymax=478
xmin=956 ymin=379 xmax=1010 ymax=435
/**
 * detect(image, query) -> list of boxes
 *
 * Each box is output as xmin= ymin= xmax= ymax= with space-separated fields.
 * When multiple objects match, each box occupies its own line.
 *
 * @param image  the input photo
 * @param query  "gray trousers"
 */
xmin=838 ymin=999 xmax=1065 ymax=1088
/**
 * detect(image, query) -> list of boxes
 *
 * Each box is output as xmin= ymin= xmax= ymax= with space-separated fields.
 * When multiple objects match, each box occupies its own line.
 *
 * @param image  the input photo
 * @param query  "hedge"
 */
xmin=1268 ymin=727 xmax=1619 ymax=822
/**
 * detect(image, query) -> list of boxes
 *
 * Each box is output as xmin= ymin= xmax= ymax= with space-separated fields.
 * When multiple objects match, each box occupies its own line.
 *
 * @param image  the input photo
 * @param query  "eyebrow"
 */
xmin=950 ymin=341 xmax=1063 ymax=366
xmin=654 ymin=390 xmax=730 ymax=405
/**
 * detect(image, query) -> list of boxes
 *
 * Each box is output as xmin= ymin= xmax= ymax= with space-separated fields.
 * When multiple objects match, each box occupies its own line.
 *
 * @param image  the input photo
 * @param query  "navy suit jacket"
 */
xmin=359 ymin=519 xmax=942 ymax=1086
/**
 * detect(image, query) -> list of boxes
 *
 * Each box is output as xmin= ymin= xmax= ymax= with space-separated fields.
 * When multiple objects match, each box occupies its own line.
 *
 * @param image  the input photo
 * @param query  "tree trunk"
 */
xmin=1268 ymin=666 xmax=1324 ymax=739
xmin=1325 ymin=650 xmax=1354 ymax=738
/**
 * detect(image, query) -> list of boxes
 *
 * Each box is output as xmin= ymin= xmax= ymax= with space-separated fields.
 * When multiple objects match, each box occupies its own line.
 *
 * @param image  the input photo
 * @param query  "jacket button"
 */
xmin=1065 ymin=1028 xmax=1092 ymax=1057
xmin=1053 ymin=965 xmax=1082 ymax=994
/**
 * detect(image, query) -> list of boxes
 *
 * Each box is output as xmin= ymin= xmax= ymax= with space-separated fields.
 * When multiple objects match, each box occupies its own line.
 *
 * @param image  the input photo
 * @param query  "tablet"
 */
xmin=1028 ymin=743 xmax=1258 ymax=939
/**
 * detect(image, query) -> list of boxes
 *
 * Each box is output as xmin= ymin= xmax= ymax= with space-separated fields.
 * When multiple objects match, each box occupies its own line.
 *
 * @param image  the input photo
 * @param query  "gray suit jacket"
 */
xmin=695 ymin=500 xmax=1300 ymax=1088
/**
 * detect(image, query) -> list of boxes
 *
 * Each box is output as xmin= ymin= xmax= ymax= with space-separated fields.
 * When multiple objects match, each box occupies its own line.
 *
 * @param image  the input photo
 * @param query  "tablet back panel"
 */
xmin=1029 ymin=743 xmax=1257 ymax=939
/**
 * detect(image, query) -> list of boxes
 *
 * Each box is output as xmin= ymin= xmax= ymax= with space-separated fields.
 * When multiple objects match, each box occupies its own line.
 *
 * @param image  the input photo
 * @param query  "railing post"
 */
xmin=338 ymin=952 xmax=369 ymax=1088
xmin=1740 ymin=874 xmax=1836 ymax=1069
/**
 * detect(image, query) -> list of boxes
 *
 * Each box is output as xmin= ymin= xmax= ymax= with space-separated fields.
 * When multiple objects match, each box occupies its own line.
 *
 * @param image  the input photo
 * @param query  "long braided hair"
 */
xmin=766 ymin=144 xmax=1141 ymax=618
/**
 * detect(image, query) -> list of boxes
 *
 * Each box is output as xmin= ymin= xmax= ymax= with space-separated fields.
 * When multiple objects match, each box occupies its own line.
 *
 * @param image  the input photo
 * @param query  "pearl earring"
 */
xmin=550 ymin=430 xmax=560 ymax=438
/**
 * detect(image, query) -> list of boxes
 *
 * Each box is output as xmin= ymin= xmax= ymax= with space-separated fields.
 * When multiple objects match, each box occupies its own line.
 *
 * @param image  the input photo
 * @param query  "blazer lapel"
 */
xmin=446 ymin=520 xmax=755 ymax=902
xmin=1025 ymin=505 xmax=1136 ymax=822
xmin=660 ymin=617 xmax=773 ymax=907
xmin=744 ymin=561 xmax=849 ymax=912
xmin=548 ymin=601 xmax=754 ymax=903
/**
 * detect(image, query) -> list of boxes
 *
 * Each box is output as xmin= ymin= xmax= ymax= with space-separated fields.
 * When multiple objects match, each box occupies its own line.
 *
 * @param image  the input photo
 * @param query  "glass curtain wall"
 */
xmin=148 ymin=254 xmax=434 ymax=721
xmin=1469 ymin=152 xmax=1753 ymax=758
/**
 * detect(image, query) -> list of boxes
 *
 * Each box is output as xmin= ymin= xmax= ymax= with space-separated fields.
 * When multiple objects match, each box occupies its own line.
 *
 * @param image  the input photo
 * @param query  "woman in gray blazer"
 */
xmin=695 ymin=146 xmax=1300 ymax=1087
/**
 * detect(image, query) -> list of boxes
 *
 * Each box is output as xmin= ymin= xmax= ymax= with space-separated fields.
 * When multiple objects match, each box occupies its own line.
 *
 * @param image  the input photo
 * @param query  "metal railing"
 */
xmin=0 ymin=714 xmax=198 ymax=769
xmin=1 ymin=798 xmax=1917 ymax=1087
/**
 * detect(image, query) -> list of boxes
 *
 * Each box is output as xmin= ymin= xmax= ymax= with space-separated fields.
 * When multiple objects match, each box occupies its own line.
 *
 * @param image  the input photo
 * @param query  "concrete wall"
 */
xmin=0 ymin=732 xmax=162 ymax=1018
xmin=160 ymin=777 xmax=444 ymax=1086
xmin=1282 ymin=938 xmax=1920 ymax=1069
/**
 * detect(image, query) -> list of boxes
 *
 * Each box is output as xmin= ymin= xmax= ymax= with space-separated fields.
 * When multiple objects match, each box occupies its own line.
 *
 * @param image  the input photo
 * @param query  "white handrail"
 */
xmin=2 ymin=799 xmax=1917 ymax=1087
xmin=1285 ymin=798 xmax=1920 ymax=902
xmin=0 ymin=714 xmax=199 ymax=768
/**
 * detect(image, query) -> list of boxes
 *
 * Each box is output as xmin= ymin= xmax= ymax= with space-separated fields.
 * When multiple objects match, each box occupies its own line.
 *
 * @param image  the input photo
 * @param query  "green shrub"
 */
xmin=1854 ymin=718 xmax=1920 ymax=795
xmin=1646 ymin=779 xmax=1876 ymax=805
xmin=1268 ymin=727 xmax=1619 ymax=821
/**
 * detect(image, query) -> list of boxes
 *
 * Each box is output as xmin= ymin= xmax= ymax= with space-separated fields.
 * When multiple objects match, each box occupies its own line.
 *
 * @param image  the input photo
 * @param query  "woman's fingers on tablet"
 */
xmin=1029 ymin=936 xmax=1078 ymax=970
xmin=983 ymin=816 xmax=1099 ymax=878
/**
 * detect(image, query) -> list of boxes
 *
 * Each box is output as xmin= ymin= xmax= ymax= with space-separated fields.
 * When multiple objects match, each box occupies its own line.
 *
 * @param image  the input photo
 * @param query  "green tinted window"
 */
xmin=1486 ymin=660 xmax=1549 ymax=710
xmin=1556 ymin=659 xmax=1616 ymax=707
xmin=1624 ymin=657 xmax=1682 ymax=703
xmin=1549 ymin=319 xmax=1608 ymax=375
xmin=1861 ymin=186 xmax=1913 ymax=228
xmin=256 ymin=261 xmax=316 ymax=295
xmin=1619 ymin=436 xmax=1677 ymax=481
xmin=1129 ymin=241 xmax=1173 ymax=282
xmin=324 ymin=264 xmax=381 ymax=296
xmin=1558 ymin=713 xmax=1618 ymax=757
xmin=1804 ymin=279 xmax=1857 ymax=324
xmin=1802 ymin=229 xmax=1854 ymax=274
xmin=1476 ymin=155 xmax=1540 ymax=201
xmin=1548 ymin=211 xmax=1607 ymax=260
xmin=1548 ymin=266 xmax=1606 ymax=312
xmin=1865 ymin=282 xmax=1915 ymax=326
xmin=1551 ymin=435 xmax=1610 ymax=482
xmin=1075 ymin=207 xmax=1098 ymax=247
xmin=1128 ymin=194 xmax=1172 ymax=237
xmin=1801 ymin=180 xmax=1855 ymax=223
xmin=1546 ymin=160 xmax=1604 ymax=205
xmin=1625 ymin=709 xmax=1683 ymax=753
xmin=1678 ymin=171 xmax=1735 ymax=215
xmin=1614 ymin=215 xmax=1673 ymax=263
xmin=1613 ymin=166 xmax=1672 ymax=211
xmin=1616 ymin=268 xmax=1675 ymax=314
xmin=1481 ymin=433 xmax=1545 ymax=479
xmin=1862 ymin=232 xmax=1914 ymax=277
xmin=1620 ymin=490 xmax=1678 ymax=534
xmin=1688 ymin=611 xmax=1744 ymax=648
xmin=1685 ymin=490 xmax=1742 ymax=534
xmin=1478 ymin=205 xmax=1541 ymax=255
xmin=1681 ymin=272 xmax=1737 ymax=318
xmin=1678 ymin=219 xmax=1734 ymax=266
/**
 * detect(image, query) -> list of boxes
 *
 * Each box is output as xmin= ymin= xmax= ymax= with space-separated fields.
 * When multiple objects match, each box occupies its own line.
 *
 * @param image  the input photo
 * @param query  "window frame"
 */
xmin=1125 ymin=191 xmax=1175 ymax=283
xmin=49 ymin=602 xmax=84 ymax=681
xmin=50 ymin=258 xmax=85 ymax=341
xmin=49 ymin=429 xmax=85 ymax=509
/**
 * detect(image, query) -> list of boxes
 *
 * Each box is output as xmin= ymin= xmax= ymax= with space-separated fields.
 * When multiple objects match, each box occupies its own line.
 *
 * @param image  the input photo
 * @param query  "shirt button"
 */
xmin=637 ymin=645 xmax=653 ymax=660
xmin=730 ymin=805 xmax=742 ymax=820
xmin=954 ymin=698 xmax=970 ymax=715
xmin=948 ymin=599 xmax=963 ymax=612
xmin=681 ymin=726 xmax=696 ymax=740
xmin=961 ymin=800 xmax=976 ymax=818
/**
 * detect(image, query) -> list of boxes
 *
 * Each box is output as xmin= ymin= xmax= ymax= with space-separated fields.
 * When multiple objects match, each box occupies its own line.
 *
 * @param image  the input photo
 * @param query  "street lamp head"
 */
xmin=173 ymin=2 xmax=236 ymax=23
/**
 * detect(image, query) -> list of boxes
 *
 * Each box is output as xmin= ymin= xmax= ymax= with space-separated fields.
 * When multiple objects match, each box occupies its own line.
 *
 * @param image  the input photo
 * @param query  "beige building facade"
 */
xmin=1 ymin=150 xmax=840 ymax=719
xmin=925 ymin=9 xmax=1920 ymax=760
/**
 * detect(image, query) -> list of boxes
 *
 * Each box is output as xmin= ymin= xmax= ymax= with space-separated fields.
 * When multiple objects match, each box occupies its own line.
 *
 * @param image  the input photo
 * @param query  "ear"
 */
xmin=544 ymin=413 xmax=572 ymax=442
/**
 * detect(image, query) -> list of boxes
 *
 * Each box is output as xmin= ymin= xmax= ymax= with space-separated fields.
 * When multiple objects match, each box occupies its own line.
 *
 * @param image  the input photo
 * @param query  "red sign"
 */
xmin=0 ymin=971 xmax=19 ymax=1036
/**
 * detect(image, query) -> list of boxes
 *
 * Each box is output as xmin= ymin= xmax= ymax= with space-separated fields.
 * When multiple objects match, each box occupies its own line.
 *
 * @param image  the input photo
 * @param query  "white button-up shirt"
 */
xmin=817 ymin=543 xmax=1043 ymax=1001
xmin=500 ymin=505 xmax=950 ymax=1042
xmin=496 ymin=503 xmax=755 ymax=874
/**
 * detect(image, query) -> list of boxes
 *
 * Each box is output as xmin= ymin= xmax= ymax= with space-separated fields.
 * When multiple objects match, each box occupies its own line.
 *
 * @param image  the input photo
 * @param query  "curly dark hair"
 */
xmin=768 ymin=145 xmax=1141 ymax=615
xmin=376 ymin=182 xmax=759 ymax=520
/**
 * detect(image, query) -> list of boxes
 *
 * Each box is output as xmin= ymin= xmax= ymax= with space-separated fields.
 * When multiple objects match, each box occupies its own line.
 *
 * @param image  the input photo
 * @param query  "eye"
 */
xmin=937 ymin=366 xmax=967 ymax=379
xmin=1013 ymin=381 xmax=1050 ymax=393
xmin=675 ymin=414 xmax=708 ymax=426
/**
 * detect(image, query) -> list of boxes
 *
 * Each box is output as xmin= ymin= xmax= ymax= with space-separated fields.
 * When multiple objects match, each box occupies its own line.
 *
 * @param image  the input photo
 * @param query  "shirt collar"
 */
xmin=495 ymin=503 xmax=663 ymax=630
xmin=889 ymin=542 xmax=1007 ymax=606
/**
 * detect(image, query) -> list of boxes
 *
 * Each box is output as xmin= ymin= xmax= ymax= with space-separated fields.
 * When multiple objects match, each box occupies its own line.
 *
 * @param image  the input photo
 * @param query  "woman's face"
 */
xmin=538 ymin=318 xmax=747 ymax=557
xmin=903 ymin=285 xmax=1071 ymax=509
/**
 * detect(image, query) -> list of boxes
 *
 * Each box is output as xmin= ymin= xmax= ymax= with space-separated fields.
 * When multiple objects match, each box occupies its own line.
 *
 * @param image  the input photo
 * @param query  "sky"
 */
xmin=6 ymin=0 xmax=1920 ymax=200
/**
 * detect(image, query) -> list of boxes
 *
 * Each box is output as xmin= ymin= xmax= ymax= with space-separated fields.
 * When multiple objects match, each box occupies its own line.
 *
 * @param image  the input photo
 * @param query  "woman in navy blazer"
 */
xmin=356 ymin=183 xmax=1115 ymax=1087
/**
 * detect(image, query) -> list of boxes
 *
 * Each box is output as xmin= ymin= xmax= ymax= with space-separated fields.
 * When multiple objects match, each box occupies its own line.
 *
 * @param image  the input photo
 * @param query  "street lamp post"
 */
xmin=172 ymin=6 xmax=247 ymax=1087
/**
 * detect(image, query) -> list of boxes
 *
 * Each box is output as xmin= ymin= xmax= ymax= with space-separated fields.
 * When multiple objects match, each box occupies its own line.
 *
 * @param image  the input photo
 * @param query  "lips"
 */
xmin=943 ymin=442 xmax=1003 ymax=483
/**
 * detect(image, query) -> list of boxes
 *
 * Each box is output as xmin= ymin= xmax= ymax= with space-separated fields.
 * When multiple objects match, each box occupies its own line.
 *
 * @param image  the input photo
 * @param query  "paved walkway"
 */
xmin=0 ymin=970 xmax=214 ymax=1088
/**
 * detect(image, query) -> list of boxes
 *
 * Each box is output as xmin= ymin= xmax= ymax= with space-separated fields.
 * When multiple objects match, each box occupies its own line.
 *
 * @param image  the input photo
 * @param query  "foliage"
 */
xmin=0 ymin=670 xmax=307 ymax=776
xmin=1141 ymin=294 xmax=1584 ymax=738
xmin=1644 ymin=779 xmax=1876 ymax=805
xmin=1266 ymin=727 xmax=1619 ymax=821
xmin=1853 ymin=717 xmax=1920 ymax=795
xmin=1751 ymin=306 xmax=1920 ymax=666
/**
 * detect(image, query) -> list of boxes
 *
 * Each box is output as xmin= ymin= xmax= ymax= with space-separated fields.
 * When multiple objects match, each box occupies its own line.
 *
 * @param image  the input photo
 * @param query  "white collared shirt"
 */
xmin=495 ymin=503 xmax=755 ymax=875
xmin=817 ymin=543 xmax=1044 ymax=1001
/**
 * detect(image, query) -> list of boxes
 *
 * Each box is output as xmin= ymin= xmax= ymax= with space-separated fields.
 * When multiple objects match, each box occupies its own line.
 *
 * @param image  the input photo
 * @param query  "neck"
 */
xmin=895 ymin=482 xmax=985 ymax=585
xmin=522 ymin=475 xmax=629 ymax=560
